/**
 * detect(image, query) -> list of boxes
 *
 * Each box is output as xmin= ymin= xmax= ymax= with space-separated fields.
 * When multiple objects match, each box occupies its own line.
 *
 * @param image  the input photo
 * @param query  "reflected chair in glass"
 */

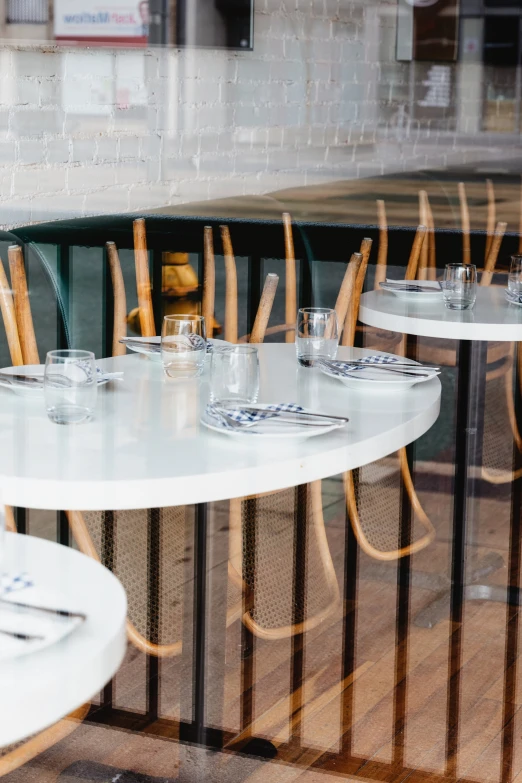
xmin=0 ymin=235 xmax=279 ymax=661
xmin=0 ymin=246 xmax=90 ymax=775
xmin=71 ymin=221 xmax=280 ymax=654
xmin=341 ymin=231 xmax=437 ymax=561
xmin=360 ymin=204 xmax=427 ymax=355
xmin=212 ymin=218 xmax=367 ymax=640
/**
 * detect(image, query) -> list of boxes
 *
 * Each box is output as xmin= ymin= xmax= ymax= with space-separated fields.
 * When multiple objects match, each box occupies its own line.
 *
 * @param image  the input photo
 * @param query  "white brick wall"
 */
xmin=0 ymin=0 xmax=517 ymax=227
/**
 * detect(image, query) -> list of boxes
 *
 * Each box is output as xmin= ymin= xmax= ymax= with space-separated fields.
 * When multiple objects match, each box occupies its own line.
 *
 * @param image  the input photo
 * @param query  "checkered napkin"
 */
xmin=380 ymin=279 xmax=442 ymax=293
xmin=505 ymin=290 xmax=522 ymax=305
xmin=207 ymin=402 xmax=304 ymax=430
xmin=320 ymin=355 xmax=400 ymax=377
xmin=0 ymin=572 xmax=33 ymax=594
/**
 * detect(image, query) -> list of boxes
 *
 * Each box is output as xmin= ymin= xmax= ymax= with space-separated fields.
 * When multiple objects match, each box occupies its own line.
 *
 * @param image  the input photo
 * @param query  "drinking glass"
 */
xmin=508 ymin=255 xmax=522 ymax=296
xmin=295 ymin=307 xmax=339 ymax=366
xmin=44 ymin=349 xmax=97 ymax=425
xmin=209 ymin=346 xmax=259 ymax=405
xmin=442 ymin=264 xmax=477 ymax=311
xmin=161 ymin=314 xmax=206 ymax=380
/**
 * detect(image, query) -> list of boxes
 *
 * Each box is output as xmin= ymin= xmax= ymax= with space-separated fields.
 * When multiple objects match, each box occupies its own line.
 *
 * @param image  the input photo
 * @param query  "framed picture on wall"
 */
xmin=397 ymin=0 xmax=459 ymax=62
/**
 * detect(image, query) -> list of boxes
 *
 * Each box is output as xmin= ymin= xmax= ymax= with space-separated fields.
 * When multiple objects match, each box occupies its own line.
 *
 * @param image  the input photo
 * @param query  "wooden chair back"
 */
xmin=133 ymin=218 xmax=155 ymax=338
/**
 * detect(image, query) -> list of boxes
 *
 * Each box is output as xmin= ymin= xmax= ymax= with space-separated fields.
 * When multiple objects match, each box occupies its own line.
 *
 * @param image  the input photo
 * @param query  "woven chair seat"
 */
xmin=81 ymin=507 xmax=187 ymax=648
xmin=237 ymin=485 xmax=339 ymax=638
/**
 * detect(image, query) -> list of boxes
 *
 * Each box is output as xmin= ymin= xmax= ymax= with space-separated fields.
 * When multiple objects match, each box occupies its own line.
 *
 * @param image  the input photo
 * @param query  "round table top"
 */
xmin=359 ymin=286 xmax=522 ymax=341
xmin=0 ymin=345 xmax=441 ymax=511
xmin=0 ymin=533 xmax=126 ymax=747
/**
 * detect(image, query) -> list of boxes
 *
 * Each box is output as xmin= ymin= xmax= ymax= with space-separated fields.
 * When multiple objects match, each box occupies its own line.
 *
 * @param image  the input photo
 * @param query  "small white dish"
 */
xmin=320 ymin=360 xmax=439 ymax=392
xmin=200 ymin=404 xmax=346 ymax=439
xmin=380 ymin=279 xmax=443 ymax=302
xmin=124 ymin=336 xmax=231 ymax=362
xmin=0 ymin=365 xmax=115 ymax=397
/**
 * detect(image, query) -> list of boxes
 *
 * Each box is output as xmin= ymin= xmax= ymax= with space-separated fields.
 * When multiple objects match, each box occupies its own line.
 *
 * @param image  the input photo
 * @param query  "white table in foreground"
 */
xmin=0 ymin=533 xmax=126 ymax=747
xmin=0 ymin=345 xmax=441 ymax=511
xmin=359 ymin=286 xmax=522 ymax=342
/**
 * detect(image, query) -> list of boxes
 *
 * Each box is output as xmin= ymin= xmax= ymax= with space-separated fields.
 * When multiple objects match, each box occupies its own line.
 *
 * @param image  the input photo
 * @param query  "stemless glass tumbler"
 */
xmin=209 ymin=346 xmax=260 ymax=405
xmin=44 ymin=349 xmax=97 ymax=425
xmin=296 ymin=307 xmax=339 ymax=366
xmin=161 ymin=314 xmax=207 ymax=380
xmin=442 ymin=264 xmax=477 ymax=311
xmin=508 ymin=255 xmax=522 ymax=296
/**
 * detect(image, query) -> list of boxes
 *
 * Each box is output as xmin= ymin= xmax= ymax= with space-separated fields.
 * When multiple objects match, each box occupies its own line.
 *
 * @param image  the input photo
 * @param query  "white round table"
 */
xmin=359 ymin=286 xmax=522 ymax=342
xmin=358 ymin=284 xmax=522 ymax=632
xmin=0 ymin=344 xmax=441 ymax=512
xmin=0 ymin=533 xmax=127 ymax=748
xmin=0 ymin=343 xmax=440 ymax=749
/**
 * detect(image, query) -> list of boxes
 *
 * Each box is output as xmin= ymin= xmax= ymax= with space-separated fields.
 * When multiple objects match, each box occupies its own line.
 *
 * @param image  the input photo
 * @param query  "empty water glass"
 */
xmin=209 ymin=346 xmax=259 ymax=405
xmin=44 ymin=350 xmax=97 ymax=425
xmin=296 ymin=307 xmax=339 ymax=367
xmin=509 ymin=255 xmax=522 ymax=296
xmin=442 ymin=264 xmax=477 ymax=311
xmin=162 ymin=314 xmax=206 ymax=380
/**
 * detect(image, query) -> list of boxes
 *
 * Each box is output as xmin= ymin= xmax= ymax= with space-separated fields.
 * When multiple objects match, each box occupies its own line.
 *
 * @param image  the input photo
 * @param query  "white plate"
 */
xmin=124 ymin=336 xmax=231 ymax=361
xmin=380 ymin=281 xmax=443 ymax=302
xmin=0 ymin=365 xmax=114 ymax=397
xmin=319 ymin=360 xmax=439 ymax=392
xmin=0 ymin=582 xmax=82 ymax=661
xmin=200 ymin=405 xmax=346 ymax=440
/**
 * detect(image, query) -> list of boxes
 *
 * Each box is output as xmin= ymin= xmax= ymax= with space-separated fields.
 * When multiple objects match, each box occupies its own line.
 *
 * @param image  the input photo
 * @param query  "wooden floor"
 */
xmin=4 ymin=465 xmax=519 ymax=783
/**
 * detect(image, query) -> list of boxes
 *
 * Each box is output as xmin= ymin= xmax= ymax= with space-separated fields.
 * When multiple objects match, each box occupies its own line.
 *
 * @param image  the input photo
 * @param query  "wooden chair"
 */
xmin=0 ymin=247 xmax=91 ymax=775
xmin=346 ymin=219 xmax=437 ymax=560
xmin=1 ymin=229 xmax=280 ymax=658
xmin=216 ymin=217 xmax=367 ymax=639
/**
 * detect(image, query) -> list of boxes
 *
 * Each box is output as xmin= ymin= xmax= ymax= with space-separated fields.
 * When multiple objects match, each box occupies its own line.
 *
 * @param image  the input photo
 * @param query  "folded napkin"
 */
xmin=505 ymin=289 xmax=522 ymax=304
xmin=1 ymin=572 xmax=34 ymax=594
xmin=0 ymin=573 xmax=83 ymax=660
xmin=380 ymin=279 xmax=442 ymax=293
xmin=206 ymin=402 xmax=304 ymax=430
xmin=320 ymin=355 xmax=401 ymax=377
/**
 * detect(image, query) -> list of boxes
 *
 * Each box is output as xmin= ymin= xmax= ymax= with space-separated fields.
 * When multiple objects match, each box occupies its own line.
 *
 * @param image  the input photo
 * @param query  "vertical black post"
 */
xmin=445 ymin=339 xmax=472 ymax=777
xmin=102 ymin=244 xmax=114 ymax=360
xmin=290 ymin=484 xmax=308 ymax=746
xmin=102 ymin=510 xmax=115 ymax=708
xmin=57 ymin=243 xmax=71 ymax=547
xmin=247 ymin=255 xmax=262 ymax=338
xmin=299 ymin=249 xmax=313 ymax=310
xmin=14 ymin=507 xmax=26 ymax=535
xmin=147 ymin=508 xmax=161 ymax=722
xmin=193 ymin=502 xmax=208 ymax=744
xmin=392 ymin=334 xmax=416 ymax=768
xmin=341 ymin=471 xmax=358 ymax=756
xmin=240 ymin=498 xmax=256 ymax=736
xmin=152 ymin=249 xmax=163 ymax=336
xmin=501 ymin=342 xmax=522 ymax=783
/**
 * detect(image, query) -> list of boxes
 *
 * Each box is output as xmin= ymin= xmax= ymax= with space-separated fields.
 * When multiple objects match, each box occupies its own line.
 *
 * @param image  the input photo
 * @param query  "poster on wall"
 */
xmin=54 ymin=0 xmax=149 ymax=44
xmin=397 ymin=0 xmax=459 ymax=62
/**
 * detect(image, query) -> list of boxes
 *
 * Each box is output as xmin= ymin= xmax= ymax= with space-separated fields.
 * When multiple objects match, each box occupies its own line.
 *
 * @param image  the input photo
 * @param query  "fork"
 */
xmin=318 ymin=359 xmax=436 ymax=379
xmin=213 ymin=408 xmax=340 ymax=430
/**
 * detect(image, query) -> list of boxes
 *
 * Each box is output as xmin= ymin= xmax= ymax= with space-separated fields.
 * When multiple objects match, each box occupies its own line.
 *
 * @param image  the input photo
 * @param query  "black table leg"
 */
xmin=445 ymin=339 xmax=473 ymax=777
xmin=193 ymin=502 xmax=208 ymax=746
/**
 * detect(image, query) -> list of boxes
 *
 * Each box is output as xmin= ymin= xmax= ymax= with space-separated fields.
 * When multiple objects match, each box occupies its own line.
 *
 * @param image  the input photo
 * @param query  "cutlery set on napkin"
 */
xmin=0 ymin=366 xmax=123 ymax=393
xmin=505 ymin=289 xmax=522 ymax=306
xmin=0 ymin=574 xmax=86 ymax=659
xmin=119 ymin=336 xmax=229 ymax=355
xmin=380 ymin=279 xmax=442 ymax=295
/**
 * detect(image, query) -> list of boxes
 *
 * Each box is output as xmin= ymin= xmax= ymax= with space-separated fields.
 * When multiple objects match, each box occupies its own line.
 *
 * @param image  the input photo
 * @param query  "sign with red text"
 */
xmin=54 ymin=0 xmax=149 ymax=44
